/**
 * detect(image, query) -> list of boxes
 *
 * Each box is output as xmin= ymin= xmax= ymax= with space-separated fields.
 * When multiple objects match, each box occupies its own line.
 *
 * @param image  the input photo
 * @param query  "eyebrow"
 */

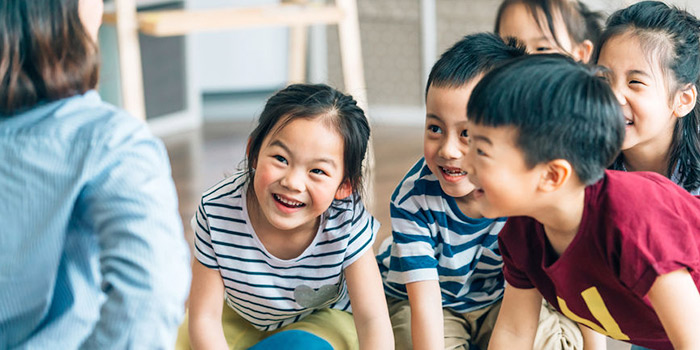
xmin=471 ymin=135 xmax=493 ymax=145
xmin=269 ymin=140 xmax=338 ymax=167
xmin=627 ymin=69 xmax=652 ymax=78
xmin=426 ymin=113 xmax=442 ymax=122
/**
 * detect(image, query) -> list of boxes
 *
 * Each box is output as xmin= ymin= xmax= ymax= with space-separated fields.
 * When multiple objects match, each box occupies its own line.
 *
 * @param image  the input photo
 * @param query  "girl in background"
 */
xmin=495 ymin=0 xmax=604 ymax=63
xmin=595 ymin=0 xmax=700 ymax=196
xmin=183 ymin=84 xmax=393 ymax=350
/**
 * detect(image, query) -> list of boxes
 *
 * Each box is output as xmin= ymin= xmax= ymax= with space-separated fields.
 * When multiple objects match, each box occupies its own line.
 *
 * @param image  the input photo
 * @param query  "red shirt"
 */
xmin=500 ymin=170 xmax=700 ymax=349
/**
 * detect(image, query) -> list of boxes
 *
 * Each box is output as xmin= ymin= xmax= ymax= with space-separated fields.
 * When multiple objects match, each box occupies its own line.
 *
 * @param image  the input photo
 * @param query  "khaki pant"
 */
xmin=388 ymin=297 xmax=582 ymax=350
xmin=176 ymin=304 xmax=358 ymax=350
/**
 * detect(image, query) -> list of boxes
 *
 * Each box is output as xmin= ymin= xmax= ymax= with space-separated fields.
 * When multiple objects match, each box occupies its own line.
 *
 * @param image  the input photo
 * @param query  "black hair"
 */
xmin=0 ymin=0 xmax=99 ymax=115
xmin=425 ymin=32 xmax=526 ymax=96
xmin=494 ymin=0 xmax=604 ymax=53
xmin=246 ymin=83 xmax=370 ymax=195
xmin=593 ymin=0 xmax=700 ymax=192
xmin=467 ymin=54 xmax=624 ymax=185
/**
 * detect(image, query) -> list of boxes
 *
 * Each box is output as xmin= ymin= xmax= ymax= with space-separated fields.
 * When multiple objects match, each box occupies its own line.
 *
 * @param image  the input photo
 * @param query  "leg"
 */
xmin=533 ymin=299 xmax=584 ymax=350
xmin=386 ymin=297 xmax=413 ymax=350
xmin=175 ymin=303 xmax=267 ymax=350
xmin=280 ymin=308 xmax=358 ymax=350
xmin=470 ymin=300 xmax=502 ymax=350
xmin=443 ymin=308 xmax=470 ymax=350
xmin=249 ymin=330 xmax=332 ymax=350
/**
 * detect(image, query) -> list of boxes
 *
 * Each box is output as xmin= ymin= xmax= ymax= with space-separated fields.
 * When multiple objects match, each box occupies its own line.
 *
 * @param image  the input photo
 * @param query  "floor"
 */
xmin=162 ymin=120 xmax=629 ymax=350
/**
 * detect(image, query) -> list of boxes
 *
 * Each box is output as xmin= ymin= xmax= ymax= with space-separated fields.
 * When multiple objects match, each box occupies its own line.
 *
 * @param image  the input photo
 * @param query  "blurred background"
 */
xmin=95 ymin=3 xmax=700 ymax=348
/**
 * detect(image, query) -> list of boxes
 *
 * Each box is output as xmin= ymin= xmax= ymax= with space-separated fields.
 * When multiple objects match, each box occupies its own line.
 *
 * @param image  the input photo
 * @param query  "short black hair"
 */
xmin=247 ymin=83 xmax=370 ymax=195
xmin=425 ymin=32 xmax=526 ymax=96
xmin=467 ymin=54 xmax=624 ymax=185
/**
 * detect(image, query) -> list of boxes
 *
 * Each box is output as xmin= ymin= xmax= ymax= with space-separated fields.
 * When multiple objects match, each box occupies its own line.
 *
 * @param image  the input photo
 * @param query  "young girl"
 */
xmin=0 ymin=0 xmax=190 ymax=348
xmin=495 ymin=0 xmax=604 ymax=63
xmin=184 ymin=84 xmax=393 ymax=349
xmin=595 ymin=1 xmax=700 ymax=197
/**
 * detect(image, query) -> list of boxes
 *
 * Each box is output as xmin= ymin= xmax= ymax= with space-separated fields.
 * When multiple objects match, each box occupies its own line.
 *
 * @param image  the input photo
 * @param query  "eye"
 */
xmin=310 ymin=169 xmax=327 ymax=176
xmin=535 ymin=46 xmax=553 ymax=52
xmin=273 ymin=155 xmax=287 ymax=164
xmin=476 ymin=148 xmax=487 ymax=156
xmin=629 ymin=79 xmax=644 ymax=85
xmin=427 ymin=125 xmax=442 ymax=134
xmin=461 ymin=129 xmax=469 ymax=138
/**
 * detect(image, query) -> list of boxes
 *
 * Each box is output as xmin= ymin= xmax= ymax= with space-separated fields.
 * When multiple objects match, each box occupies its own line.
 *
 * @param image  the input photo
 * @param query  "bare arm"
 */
xmin=579 ymin=324 xmax=607 ymax=350
xmin=488 ymin=285 xmax=542 ymax=350
xmin=405 ymin=280 xmax=444 ymax=350
xmin=188 ymin=260 xmax=228 ymax=350
xmin=647 ymin=268 xmax=700 ymax=350
xmin=345 ymin=249 xmax=394 ymax=349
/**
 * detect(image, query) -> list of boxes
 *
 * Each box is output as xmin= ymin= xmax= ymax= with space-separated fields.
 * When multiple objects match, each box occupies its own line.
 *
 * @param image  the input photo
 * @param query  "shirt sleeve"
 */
xmin=192 ymin=199 xmax=219 ymax=269
xmin=342 ymin=195 xmax=379 ymax=268
xmin=618 ymin=178 xmax=700 ymax=297
xmin=385 ymin=189 xmax=440 ymax=285
xmin=78 ymin=115 xmax=190 ymax=349
xmin=499 ymin=219 xmax=536 ymax=289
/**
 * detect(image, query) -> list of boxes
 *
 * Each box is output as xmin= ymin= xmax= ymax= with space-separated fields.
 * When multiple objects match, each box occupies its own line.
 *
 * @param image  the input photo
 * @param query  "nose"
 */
xmin=437 ymin=136 xmax=463 ymax=160
xmin=280 ymin=169 xmax=305 ymax=192
xmin=611 ymin=84 xmax=627 ymax=106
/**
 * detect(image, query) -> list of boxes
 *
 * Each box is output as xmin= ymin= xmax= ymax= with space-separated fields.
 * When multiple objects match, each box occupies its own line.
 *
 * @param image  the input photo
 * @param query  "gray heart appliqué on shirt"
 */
xmin=293 ymin=284 xmax=340 ymax=308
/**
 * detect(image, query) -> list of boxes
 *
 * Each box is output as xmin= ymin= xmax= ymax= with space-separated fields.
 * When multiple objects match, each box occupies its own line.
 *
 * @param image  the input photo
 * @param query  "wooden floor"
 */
xmin=163 ymin=120 xmax=629 ymax=350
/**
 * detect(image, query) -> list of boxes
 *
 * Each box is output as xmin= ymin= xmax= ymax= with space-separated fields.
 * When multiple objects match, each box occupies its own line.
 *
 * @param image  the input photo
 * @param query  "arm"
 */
xmin=488 ymin=285 xmax=542 ymax=350
xmin=79 ymin=119 xmax=190 ymax=349
xmin=647 ymin=268 xmax=700 ymax=350
xmin=579 ymin=324 xmax=607 ymax=350
xmin=345 ymin=249 xmax=394 ymax=350
xmin=188 ymin=260 xmax=229 ymax=350
xmin=406 ymin=280 xmax=444 ymax=350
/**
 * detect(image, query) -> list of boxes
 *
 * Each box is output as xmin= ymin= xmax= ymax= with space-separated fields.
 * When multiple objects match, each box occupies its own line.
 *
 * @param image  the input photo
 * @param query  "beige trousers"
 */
xmin=388 ymin=297 xmax=582 ymax=350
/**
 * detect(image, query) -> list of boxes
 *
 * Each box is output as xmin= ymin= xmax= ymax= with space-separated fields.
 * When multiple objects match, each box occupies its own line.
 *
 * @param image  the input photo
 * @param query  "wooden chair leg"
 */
xmin=335 ymin=0 xmax=373 ymax=208
xmin=288 ymin=25 xmax=308 ymax=84
xmin=114 ymin=0 xmax=147 ymax=120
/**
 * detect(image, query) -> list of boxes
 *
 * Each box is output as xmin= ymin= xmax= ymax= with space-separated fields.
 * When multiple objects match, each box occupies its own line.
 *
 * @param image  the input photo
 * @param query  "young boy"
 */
xmin=465 ymin=54 xmax=700 ymax=349
xmin=376 ymin=33 xmax=583 ymax=349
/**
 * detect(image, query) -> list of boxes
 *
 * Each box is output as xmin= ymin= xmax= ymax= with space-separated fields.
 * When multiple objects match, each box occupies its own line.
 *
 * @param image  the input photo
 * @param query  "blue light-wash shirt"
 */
xmin=0 ymin=91 xmax=191 ymax=349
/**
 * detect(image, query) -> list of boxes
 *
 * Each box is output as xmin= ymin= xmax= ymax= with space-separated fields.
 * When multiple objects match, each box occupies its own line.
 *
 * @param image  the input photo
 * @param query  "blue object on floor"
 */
xmin=249 ymin=330 xmax=333 ymax=350
xmin=630 ymin=345 xmax=653 ymax=350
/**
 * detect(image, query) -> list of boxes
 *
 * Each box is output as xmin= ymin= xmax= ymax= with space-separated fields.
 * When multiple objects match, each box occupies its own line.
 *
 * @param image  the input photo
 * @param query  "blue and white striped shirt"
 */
xmin=194 ymin=172 xmax=378 ymax=331
xmin=377 ymin=158 xmax=507 ymax=313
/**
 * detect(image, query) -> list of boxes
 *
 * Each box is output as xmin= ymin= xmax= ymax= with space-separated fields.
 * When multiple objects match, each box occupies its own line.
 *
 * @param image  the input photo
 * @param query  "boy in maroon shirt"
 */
xmin=464 ymin=54 xmax=700 ymax=349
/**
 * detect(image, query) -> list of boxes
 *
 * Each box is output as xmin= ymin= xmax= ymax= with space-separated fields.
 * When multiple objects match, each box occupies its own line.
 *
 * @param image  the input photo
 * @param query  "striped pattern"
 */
xmin=377 ymin=158 xmax=507 ymax=313
xmin=194 ymin=172 xmax=377 ymax=331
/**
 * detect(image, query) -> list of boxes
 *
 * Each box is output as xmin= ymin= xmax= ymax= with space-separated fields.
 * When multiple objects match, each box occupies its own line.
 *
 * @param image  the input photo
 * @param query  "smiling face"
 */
xmin=597 ymin=32 xmax=679 ymax=155
xmin=464 ymin=121 xmax=543 ymax=218
xmin=424 ymin=83 xmax=479 ymax=199
xmin=498 ymin=2 xmax=573 ymax=55
xmin=249 ymin=117 xmax=347 ymax=235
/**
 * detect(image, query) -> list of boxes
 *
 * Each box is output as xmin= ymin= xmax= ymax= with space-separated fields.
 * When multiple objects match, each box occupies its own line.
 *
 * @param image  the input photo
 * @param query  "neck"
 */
xmin=622 ymin=132 xmax=674 ymax=177
xmin=532 ymin=183 xmax=586 ymax=256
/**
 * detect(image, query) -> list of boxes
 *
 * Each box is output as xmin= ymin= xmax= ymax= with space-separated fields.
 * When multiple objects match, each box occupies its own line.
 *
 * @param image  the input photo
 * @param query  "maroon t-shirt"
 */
xmin=500 ymin=170 xmax=700 ymax=349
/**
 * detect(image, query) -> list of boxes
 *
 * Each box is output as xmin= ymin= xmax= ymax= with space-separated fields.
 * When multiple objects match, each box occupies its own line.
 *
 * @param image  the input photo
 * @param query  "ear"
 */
xmin=572 ymin=40 xmax=594 ymax=64
xmin=673 ymin=84 xmax=697 ymax=118
xmin=537 ymin=159 xmax=574 ymax=193
xmin=334 ymin=180 xmax=353 ymax=200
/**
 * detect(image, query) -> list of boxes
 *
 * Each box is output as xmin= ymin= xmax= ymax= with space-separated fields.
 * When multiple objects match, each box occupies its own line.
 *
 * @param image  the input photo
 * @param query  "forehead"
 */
xmin=265 ymin=117 xmax=344 ymax=159
xmin=426 ymin=81 xmax=479 ymax=117
xmin=598 ymin=32 xmax=664 ymax=77
xmin=498 ymin=2 xmax=572 ymax=50
xmin=467 ymin=121 xmax=519 ymax=146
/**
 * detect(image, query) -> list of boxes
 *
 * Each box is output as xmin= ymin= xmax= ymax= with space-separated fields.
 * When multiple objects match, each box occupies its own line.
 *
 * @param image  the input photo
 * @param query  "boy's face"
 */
xmin=464 ymin=121 xmax=542 ymax=218
xmin=424 ymin=82 xmax=478 ymax=199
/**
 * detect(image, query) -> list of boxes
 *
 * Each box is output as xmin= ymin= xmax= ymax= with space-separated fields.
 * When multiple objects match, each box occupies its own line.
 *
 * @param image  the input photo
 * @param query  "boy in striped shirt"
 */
xmin=376 ymin=33 xmax=581 ymax=349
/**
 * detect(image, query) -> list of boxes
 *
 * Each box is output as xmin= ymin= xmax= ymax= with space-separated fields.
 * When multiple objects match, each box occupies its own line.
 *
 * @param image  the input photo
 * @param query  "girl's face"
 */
xmin=250 ymin=117 xmax=347 ymax=235
xmin=597 ymin=32 xmax=679 ymax=154
xmin=79 ymin=0 xmax=104 ymax=42
xmin=498 ymin=2 xmax=592 ymax=62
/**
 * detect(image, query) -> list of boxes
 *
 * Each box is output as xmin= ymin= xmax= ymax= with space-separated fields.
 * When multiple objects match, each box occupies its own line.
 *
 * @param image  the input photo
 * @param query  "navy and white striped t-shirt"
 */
xmin=193 ymin=172 xmax=378 ymax=331
xmin=377 ymin=158 xmax=507 ymax=313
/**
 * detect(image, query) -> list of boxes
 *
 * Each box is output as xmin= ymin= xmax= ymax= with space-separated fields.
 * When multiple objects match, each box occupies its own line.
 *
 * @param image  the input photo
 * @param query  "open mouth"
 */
xmin=273 ymin=194 xmax=305 ymax=208
xmin=440 ymin=166 xmax=467 ymax=178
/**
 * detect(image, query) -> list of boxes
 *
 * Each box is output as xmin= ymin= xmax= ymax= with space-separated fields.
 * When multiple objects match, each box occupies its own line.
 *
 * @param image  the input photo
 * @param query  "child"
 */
xmin=0 ymin=0 xmax=190 ymax=348
xmin=594 ymin=1 xmax=700 ymax=195
xmin=376 ymin=33 xmax=582 ymax=350
xmin=466 ymin=54 xmax=700 ymax=349
xmin=184 ymin=84 xmax=393 ymax=349
xmin=495 ymin=0 xmax=603 ymax=63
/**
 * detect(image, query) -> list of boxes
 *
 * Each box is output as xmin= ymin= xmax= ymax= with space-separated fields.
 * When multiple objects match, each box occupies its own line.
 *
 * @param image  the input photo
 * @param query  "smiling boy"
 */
xmin=465 ymin=54 xmax=700 ymax=350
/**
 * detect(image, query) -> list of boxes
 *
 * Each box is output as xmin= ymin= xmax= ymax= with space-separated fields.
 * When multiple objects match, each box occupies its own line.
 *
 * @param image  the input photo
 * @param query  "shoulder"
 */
xmin=595 ymin=170 xmax=698 ymax=208
xmin=200 ymin=172 xmax=249 ymax=207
